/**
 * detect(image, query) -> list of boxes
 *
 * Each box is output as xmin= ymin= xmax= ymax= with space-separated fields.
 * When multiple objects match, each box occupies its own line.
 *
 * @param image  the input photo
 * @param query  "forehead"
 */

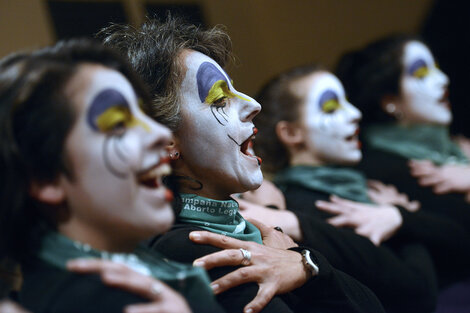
xmin=65 ymin=64 xmax=136 ymax=113
xmin=402 ymin=41 xmax=434 ymax=67
xmin=182 ymin=50 xmax=228 ymax=82
xmin=292 ymin=72 xmax=343 ymax=102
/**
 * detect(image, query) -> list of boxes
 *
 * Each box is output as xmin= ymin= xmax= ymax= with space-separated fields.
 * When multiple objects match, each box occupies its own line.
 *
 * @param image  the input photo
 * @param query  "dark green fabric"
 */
xmin=275 ymin=165 xmax=372 ymax=203
xmin=178 ymin=193 xmax=263 ymax=244
xmin=365 ymin=123 xmax=468 ymax=165
xmin=39 ymin=231 xmax=215 ymax=303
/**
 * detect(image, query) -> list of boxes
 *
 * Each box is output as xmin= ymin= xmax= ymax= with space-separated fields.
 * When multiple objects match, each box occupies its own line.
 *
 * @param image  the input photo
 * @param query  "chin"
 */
xmin=331 ymin=150 xmax=362 ymax=166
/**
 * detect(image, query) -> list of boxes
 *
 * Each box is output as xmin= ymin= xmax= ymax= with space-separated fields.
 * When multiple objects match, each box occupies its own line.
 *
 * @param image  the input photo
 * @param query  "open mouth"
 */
xmin=345 ymin=127 xmax=360 ymax=142
xmin=136 ymin=157 xmax=171 ymax=188
xmin=240 ymin=127 xmax=262 ymax=165
xmin=438 ymin=89 xmax=450 ymax=107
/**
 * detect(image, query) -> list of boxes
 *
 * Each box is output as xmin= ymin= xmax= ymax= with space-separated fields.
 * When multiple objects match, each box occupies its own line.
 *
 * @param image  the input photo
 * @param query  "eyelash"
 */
xmin=213 ymin=96 xmax=228 ymax=107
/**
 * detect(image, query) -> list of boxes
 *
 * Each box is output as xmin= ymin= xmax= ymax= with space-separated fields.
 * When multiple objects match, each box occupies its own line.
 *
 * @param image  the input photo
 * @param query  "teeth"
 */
xmin=139 ymin=163 xmax=171 ymax=182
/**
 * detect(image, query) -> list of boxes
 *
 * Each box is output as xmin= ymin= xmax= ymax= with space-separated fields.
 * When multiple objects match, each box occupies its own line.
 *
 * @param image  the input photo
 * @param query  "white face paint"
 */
xmin=301 ymin=72 xmax=362 ymax=165
xmin=176 ymin=50 xmax=263 ymax=199
xmin=61 ymin=64 xmax=174 ymax=248
xmin=399 ymin=41 xmax=451 ymax=125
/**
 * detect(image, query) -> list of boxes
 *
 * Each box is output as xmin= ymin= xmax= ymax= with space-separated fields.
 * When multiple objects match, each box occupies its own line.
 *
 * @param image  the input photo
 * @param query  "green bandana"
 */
xmin=38 ymin=231 xmax=215 ymax=302
xmin=178 ymin=194 xmax=263 ymax=244
xmin=365 ymin=123 xmax=468 ymax=165
xmin=274 ymin=165 xmax=372 ymax=203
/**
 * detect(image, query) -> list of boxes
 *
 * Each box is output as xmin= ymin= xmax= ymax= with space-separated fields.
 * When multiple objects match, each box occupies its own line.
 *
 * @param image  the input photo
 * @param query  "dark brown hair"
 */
xmin=335 ymin=34 xmax=422 ymax=126
xmin=98 ymin=15 xmax=233 ymax=131
xmin=255 ymin=64 xmax=324 ymax=174
xmin=0 ymin=39 xmax=151 ymax=263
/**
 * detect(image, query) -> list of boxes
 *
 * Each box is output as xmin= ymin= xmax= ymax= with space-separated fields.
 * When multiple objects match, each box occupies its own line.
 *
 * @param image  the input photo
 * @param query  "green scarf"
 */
xmin=178 ymin=194 xmax=263 ymax=244
xmin=274 ymin=165 xmax=372 ymax=203
xmin=365 ymin=123 xmax=468 ymax=165
xmin=38 ymin=231 xmax=215 ymax=302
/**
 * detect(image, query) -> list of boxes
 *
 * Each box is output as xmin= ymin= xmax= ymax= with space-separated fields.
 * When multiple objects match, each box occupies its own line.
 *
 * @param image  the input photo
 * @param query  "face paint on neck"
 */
xmin=399 ymin=41 xmax=451 ymax=125
xmin=302 ymin=72 xmax=362 ymax=165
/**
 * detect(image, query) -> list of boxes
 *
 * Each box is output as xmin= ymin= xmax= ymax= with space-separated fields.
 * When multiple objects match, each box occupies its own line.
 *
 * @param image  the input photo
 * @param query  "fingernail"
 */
xmin=245 ymin=308 xmax=253 ymax=313
xmin=193 ymin=260 xmax=205 ymax=267
xmin=210 ymin=283 xmax=219 ymax=293
xmin=189 ymin=232 xmax=201 ymax=240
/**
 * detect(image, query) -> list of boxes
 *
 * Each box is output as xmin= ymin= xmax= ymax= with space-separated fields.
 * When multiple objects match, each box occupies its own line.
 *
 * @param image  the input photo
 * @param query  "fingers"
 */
xmin=67 ymin=258 xmax=171 ymax=301
xmin=433 ymin=182 xmax=452 ymax=194
xmin=367 ymin=180 xmax=388 ymax=191
xmin=190 ymin=231 xmax=248 ymax=250
xmin=125 ymin=303 xmax=165 ymax=313
xmin=327 ymin=215 xmax=357 ymax=228
xmin=418 ymin=174 xmax=443 ymax=186
xmin=409 ymin=160 xmax=436 ymax=176
xmin=193 ymin=249 xmax=245 ymax=270
xmin=315 ymin=200 xmax=351 ymax=214
xmin=329 ymin=195 xmax=371 ymax=210
xmin=246 ymin=218 xmax=271 ymax=235
xmin=209 ymin=266 xmax=259 ymax=295
xmin=67 ymin=258 xmax=128 ymax=274
xmin=243 ymin=284 xmax=277 ymax=313
xmin=100 ymin=269 xmax=166 ymax=300
xmin=406 ymin=200 xmax=421 ymax=212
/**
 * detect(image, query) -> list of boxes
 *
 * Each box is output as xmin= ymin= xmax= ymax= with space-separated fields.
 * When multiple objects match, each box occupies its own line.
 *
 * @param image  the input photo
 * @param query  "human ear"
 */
xmin=166 ymin=139 xmax=181 ymax=160
xmin=276 ymin=120 xmax=304 ymax=148
xmin=29 ymin=181 xmax=65 ymax=205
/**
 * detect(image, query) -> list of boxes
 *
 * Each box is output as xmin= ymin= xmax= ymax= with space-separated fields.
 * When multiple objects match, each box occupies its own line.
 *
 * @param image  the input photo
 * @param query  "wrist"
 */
xmin=288 ymin=246 xmax=319 ymax=280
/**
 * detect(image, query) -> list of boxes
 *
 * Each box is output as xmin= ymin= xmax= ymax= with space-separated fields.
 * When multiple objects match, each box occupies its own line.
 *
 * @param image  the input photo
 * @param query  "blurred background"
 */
xmin=0 ymin=0 xmax=468 ymax=135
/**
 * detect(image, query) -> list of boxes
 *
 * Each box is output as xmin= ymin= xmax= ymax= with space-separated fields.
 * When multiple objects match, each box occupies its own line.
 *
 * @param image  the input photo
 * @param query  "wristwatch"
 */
xmin=289 ymin=247 xmax=320 ymax=277
xmin=301 ymin=249 xmax=319 ymax=276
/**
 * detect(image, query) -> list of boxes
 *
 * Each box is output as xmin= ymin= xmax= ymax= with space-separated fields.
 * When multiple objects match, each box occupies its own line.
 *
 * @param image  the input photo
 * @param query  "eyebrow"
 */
xmin=407 ymin=58 xmax=428 ymax=75
xmin=196 ymin=62 xmax=231 ymax=103
xmin=87 ymin=89 xmax=130 ymax=131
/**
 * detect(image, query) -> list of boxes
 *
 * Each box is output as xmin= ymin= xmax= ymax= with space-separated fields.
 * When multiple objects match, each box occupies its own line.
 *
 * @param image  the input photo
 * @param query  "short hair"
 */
xmin=335 ymin=34 xmax=421 ymax=126
xmin=255 ymin=64 xmax=324 ymax=174
xmin=97 ymin=15 xmax=233 ymax=131
xmin=0 ymin=39 xmax=151 ymax=263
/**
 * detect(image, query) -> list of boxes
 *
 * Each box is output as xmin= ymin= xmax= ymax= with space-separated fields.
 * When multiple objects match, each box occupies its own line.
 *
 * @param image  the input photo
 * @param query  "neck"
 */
xmin=58 ymin=220 xmax=137 ymax=253
xmin=177 ymin=176 xmax=233 ymax=201
xmin=290 ymin=149 xmax=324 ymax=167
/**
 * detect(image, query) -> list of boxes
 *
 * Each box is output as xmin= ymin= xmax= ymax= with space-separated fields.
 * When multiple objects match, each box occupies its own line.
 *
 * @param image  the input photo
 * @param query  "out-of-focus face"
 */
xmin=60 ymin=64 xmax=174 ymax=249
xmin=299 ymin=72 xmax=362 ymax=165
xmin=399 ymin=41 xmax=451 ymax=125
xmin=175 ymin=50 xmax=263 ymax=199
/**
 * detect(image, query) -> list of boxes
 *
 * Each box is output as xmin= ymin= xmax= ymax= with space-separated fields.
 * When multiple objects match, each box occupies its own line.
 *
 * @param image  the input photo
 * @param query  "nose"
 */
xmin=238 ymin=93 xmax=261 ymax=122
xmin=435 ymin=67 xmax=449 ymax=88
xmin=344 ymin=100 xmax=362 ymax=122
xmin=140 ymin=114 xmax=173 ymax=150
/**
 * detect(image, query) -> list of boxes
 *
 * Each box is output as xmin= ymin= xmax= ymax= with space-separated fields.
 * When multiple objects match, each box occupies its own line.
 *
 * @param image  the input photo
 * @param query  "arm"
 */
xmin=190 ymin=231 xmax=385 ymax=313
xmin=150 ymin=226 xmax=293 ymax=313
xmin=67 ymin=259 xmax=192 ymax=313
xmin=282 ymin=187 xmax=437 ymax=312
xmin=236 ymin=198 xmax=303 ymax=241
xmin=409 ymin=160 xmax=470 ymax=195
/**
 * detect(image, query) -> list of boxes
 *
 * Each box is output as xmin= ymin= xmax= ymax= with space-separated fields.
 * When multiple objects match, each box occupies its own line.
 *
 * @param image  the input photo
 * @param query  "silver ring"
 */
xmin=150 ymin=281 xmax=163 ymax=297
xmin=239 ymin=248 xmax=251 ymax=266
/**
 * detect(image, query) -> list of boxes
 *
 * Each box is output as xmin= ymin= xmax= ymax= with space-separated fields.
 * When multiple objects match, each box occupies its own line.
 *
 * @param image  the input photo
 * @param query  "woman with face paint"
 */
xmin=99 ymin=17 xmax=385 ymax=313
xmin=253 ymin=64 xmax=438 ymax=313
xmin=0 ymin=40 xmax=224 ymax=313
xmin=336 ymin=35 xmax=470 ymax=310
